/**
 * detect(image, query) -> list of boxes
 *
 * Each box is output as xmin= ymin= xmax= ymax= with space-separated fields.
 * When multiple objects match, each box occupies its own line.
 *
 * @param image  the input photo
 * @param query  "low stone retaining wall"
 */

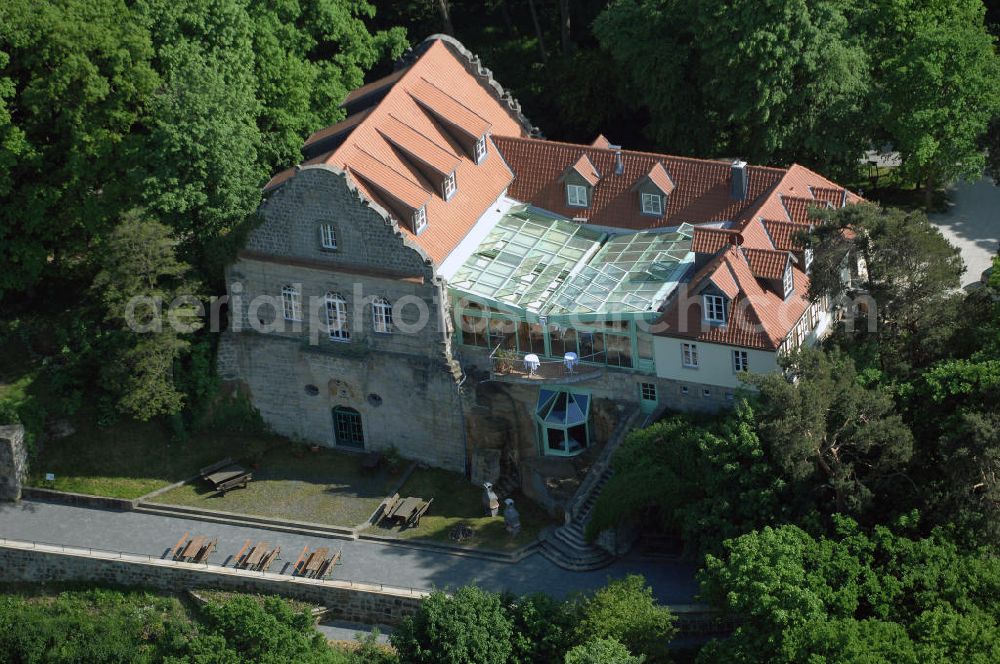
xmin=20 ymin=487 xmax=138 ymax=511
xmin=0 ymin=538 xmax=425 ymax=627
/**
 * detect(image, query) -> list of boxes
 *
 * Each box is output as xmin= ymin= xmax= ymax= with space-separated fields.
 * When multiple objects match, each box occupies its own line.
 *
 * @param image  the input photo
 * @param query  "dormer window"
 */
xmin=704 ymin=294 xmax=726 ymax=323
xmin=804 ymin=247 xmax=814 ymax=271
xmin=442 ymin=171 xmax=457 ymax=200
xmin=319 ymin=223 xmax=337 ymax=250
xmin=474 ymin=135 xmax=488 ymax=163
xmin=641 ymin=192 xmax=663 ymax=215
xmin=782 ymin=262 xmax=794 ymax=297
xmin=413 ymin=205 xmax=427 ymax=234
xmin=567 ymin=184 xmax=588 ymax=207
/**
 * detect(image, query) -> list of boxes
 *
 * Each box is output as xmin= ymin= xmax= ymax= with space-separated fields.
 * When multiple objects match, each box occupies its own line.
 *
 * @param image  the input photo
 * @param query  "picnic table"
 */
xmin=292 ymin=546 xmax=342 ymax=579
xmin=200 ymin=457 xmax=252 ymax=494
xmin=171 ymin=532 xmax=216 ymax=563
xmin=232 ymin=540 xmax=279 ymax=571
xmin=383 ymin=494 xmax=434 ymax=528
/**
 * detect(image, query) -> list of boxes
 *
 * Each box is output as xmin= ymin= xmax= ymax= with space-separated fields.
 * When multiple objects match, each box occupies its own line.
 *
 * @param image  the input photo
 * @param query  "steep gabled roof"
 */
xmin=761 ymin=218 xmax=809 ymax=251
xmin=644 ymin=162 xmax=675 ymax=195
xmin=743 ymin=247 xmax=791 ymax=280
xmin=264 ymin=37 xmax=531 ymax=264
xmin=565 ymin=153 xmax=601 ymax=186
xmin=655 ymin=245 xmax=810 ymax=350
xmin=782 ymin=195 xmax=830 ymax=225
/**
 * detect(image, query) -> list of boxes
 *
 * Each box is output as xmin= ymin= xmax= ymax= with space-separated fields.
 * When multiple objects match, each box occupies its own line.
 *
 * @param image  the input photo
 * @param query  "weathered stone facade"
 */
xmin=221 ymin=166 xmax=468 ymax=471
xmin=0 ymin=424 xmax=27 ymax=502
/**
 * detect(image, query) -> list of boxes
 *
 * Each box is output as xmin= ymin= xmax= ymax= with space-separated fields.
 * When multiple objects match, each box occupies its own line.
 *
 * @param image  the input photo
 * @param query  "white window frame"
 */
xmin=372 ymin=296 xmax=392 ymax=334
xmin=783 ymin=262 xmax=794 ymax=297
xmin=413 ymin=205 xmax=427 ymax=233
xmin=733 ymin=349 xmax=749 ymax=373
xmin=281 ymin=285 xmax=301 ymax=321
xmin=641 ymin=192 xmax=663 ymax=215
xmin=319 ymin=223 xmax=337 ymax=250
xmin=474 ymin=135 xmax=488 ymax=163
xmin=703 ymin=294 xmax=726 ymax=323
xmin=325 ymin=292 xmax=350 ymax=341
xmin=442 ymin=171 xmax=457 ymax=200
xmin=640 ymin=382 xmax=657 ymax=402
xmin=682 ymin=343 xmax=699 ymax=368
xmin=567 ymin=184 xmax=588 ymax=207
xmin=804 ymin=247 xmax=814 ymax=271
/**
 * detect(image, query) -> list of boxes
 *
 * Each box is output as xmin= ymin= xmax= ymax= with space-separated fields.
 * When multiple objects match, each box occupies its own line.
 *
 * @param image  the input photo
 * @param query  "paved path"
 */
xmin=929 ymin=177 xmax=999 ymax=286
xmin=0 ymin=500 xmax=699 ymax=604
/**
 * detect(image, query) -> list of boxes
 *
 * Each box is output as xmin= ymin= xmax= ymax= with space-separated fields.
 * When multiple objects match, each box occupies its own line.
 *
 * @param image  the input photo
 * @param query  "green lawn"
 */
xmin=376 ymin=468 xmax=554 ymax=551
xmin=28 ymin=421 xmax=282 ymax=499
xmin=150 ymin=444 xmax=395 ymax=527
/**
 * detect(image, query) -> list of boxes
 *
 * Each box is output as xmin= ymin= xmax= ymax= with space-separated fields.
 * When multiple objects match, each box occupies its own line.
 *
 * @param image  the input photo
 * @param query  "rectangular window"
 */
xmin=733 ymin=349 xmax=749 ymax=373
xmin=804 ymin=247 xmax=814 ymax=271
xmin=319 ymin=224 xmax=337 ymax=250
xmin=783 ymin=263 xmax=794 ymax=297
xmin=682 ymin=343 xmax=699 ymax=368
xmin=640 ymin=382 xmax=657 ymax=402
xmin=567 ymin=184 xmax=588 ymax=207
xmin=681 ymin=386 xmax=689 ymax=395
xmin=702 ymin=388 xmax=711 ymax=398
xmin=474 ymin=135 xmax=488 ymax=163
xmin=326 ymin=295 xmax=350 ymax=341
xmin=703 ymin=294 xmax=726 ymax=323
xmin=372 ymin=298 xmax=392 ymax=334
xmin=281 ymin=286 xmax=301 ymax=321
xmin=442 ymin=172 xmax=457 ymax=200
xmin=413 ymin=206 xmax=427 ymax=233
xmin=641 ymin=192 xmax=663 ymax=215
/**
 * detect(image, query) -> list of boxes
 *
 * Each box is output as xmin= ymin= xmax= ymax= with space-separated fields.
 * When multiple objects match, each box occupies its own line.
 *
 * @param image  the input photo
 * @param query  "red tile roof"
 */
xmin=342 ymin=67 xmax=410 ymax=109
xmin=743 ymin=247 xmax=791 ymax=280
xmin=761 ymin=218 xmax=809 ymax=251
xmin=567 ymin=153 xmax=601 ymax=186
xmin=656 ymin=246 xmax=810 ymax=350
xmin=264 ymin=38 xmax=530 ymax=264
xmin=493 ymin=136 xmax=786 ymax=230
xmin=692 ymin=227 xmax=743 ymax=254
xmin=782 ymin=195 xmax=830 ymax=225
xmin=810 ymin=186 xmax=846 ymax=208
xmin=409 ymin=77 xmax=492 ymax=139
xmin=591 ymin=134 xmax=612 ymax=148
xmin=377 ymin=114 xmax=460 ymax=176
xmin=645 ymin=162 xmax=675 ymax=195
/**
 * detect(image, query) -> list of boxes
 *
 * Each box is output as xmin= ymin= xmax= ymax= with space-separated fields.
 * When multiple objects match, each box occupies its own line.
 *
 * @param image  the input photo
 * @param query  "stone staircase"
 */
xmin=539 ymin=466 xmax=615 ymax=571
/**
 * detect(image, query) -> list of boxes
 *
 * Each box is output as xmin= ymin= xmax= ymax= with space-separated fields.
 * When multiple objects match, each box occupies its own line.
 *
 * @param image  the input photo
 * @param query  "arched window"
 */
xmin=281 ymin=285 xmax=301 ymax=321
xmin=372 ymin=296 xmax=392 ymax=334
xmin=325 ymin=292 xmax=349 ymax=341
xmin=319 ymin=223 xmax=337 ymax=250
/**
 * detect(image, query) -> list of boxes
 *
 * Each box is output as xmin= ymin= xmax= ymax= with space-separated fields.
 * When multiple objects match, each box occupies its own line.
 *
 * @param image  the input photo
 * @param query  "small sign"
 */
xmin=45 ymin=473 xmax=55 ymax=481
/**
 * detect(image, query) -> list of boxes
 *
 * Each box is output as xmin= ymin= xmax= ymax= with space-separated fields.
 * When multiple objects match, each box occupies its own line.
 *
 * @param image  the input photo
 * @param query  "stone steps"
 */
xmin=538 ymin=466 xmax=614 ymax=572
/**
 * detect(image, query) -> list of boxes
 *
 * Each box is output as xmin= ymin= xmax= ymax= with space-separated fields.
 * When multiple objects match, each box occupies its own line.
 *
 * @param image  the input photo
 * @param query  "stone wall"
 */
xmin=0 ymin=424 xmax=27 ymax=502
xmin=0 ymin=539 xmax=424 ymax=627
xmin=221 ymin=165 xmax=467 ymax=471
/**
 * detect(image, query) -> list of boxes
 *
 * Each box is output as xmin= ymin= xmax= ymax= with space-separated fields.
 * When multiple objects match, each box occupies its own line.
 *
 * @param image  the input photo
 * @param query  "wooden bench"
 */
xmin=200 ymin=457 xmax=253 ymax=495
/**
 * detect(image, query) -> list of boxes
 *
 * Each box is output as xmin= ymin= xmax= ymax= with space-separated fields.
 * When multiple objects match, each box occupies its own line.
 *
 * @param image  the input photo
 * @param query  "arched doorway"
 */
xmin=332 ymin=406 xmax=364 ymax=449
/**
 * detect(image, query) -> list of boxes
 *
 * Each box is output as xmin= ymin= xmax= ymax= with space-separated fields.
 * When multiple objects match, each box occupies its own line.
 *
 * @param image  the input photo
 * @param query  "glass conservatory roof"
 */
xmin=449 ymin=204 xmax=694 ymax=316
xmin=536 ymin=389 xmax=590 ymax=427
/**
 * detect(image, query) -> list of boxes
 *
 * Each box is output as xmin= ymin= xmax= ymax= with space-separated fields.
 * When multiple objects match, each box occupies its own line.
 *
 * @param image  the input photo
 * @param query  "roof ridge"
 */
xmin=493 ymin=135 xmax=789 ymax=174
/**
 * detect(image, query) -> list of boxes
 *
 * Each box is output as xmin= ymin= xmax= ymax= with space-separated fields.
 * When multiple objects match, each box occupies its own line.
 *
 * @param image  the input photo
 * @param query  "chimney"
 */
xmin=731 ymin=159 xmax=748 ymax=200
xmin=609 ymin=144 xmax=624 ymax=175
